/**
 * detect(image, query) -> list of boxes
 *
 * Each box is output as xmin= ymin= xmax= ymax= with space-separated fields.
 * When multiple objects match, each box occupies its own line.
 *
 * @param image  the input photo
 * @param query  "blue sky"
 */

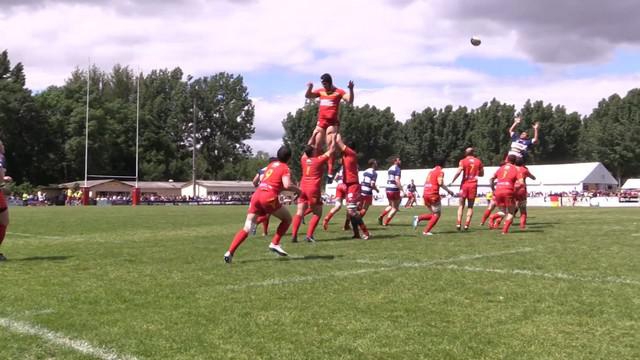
xmin=2 ymin=0 xmax=640 ymax=155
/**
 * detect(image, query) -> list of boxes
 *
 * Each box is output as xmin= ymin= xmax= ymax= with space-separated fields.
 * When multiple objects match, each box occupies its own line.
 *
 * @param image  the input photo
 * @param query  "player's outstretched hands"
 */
xmin=513 ymin=116 xmax=521 ymax=124
xmin=3 ymin=176 xmax=12 ymax=183
xmin=533 ymin=121 xmax=540 ymax=129
xmin=347 ymin=80 xmax=354 ymax=90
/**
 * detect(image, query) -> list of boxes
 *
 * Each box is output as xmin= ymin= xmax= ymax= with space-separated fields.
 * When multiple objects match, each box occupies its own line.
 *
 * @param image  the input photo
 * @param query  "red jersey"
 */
xmin=257 ymin=161 xmax=291 ymax=194
xmin=492 ymin=164 xmax=521 ymax=194
xmin=314 ymin=87 xmax=346 ymax=121
xmin=515 ymin=165 xmax=532 ymax=191
xmin=300 ymin=154 xmax=329 ymax=190
xmin=424 ymin=166 xmax=443 ymax=195
xmin=341 ymin=146 xmax=359 ymax=185
xmin=459 ymin=156 xmax=483 ymax=184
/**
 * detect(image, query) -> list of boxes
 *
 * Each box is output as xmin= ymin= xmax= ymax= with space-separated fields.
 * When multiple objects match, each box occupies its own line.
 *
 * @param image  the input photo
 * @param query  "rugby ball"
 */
xmin=470 ymin=36 xmax=481 ymax=46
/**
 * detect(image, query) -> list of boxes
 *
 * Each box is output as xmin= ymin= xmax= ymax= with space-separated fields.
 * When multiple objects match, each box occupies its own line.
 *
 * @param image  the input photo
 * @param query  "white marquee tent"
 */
xmin=621 ymin=178 xmax=640 ymax=190
xmin=327 ymin=162 xmax=618 ymax=203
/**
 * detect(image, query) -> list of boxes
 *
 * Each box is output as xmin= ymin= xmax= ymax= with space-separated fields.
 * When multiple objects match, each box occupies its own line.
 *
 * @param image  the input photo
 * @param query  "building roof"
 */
xmin=183 ymin=180 xmax=255 ymax=190
xmin=123 ymin=181 xmax=186 ymax=189
xmin=621 ymin=178 xmax=640 ymax=189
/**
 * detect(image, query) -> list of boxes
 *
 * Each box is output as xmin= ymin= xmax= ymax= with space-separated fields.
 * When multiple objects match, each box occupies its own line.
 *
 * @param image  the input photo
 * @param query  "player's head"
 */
xmin=303 ymin=145 xmax=314 ymax=157
xmin=392 ymin=156 xmax=401 ymax=166
xmin=277 ymin=145 xmax=292 ymax=163
xmin=434 ymin=154 xmax=446 ymax=168
xmin=368 ymin=158 xmax=378 ymax=169
xmin=320 ymin=73 xmax=333 ymax=89
xmin=411 ymin=179 xmax=415 ymax=184
xmin=520 ymin=131 xmax=529 ymax=139
xmin=515 ymin=157 xmax=525 ymax=166
xmin=506 ymin=154 xmax=517 ymax=164
xmin=464 ymin=147 xmax=475 ymax=156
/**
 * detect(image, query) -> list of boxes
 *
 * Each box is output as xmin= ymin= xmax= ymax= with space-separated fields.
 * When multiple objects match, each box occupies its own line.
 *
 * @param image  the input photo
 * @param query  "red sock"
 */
xmin=424 ymin=214 xmax=440 ymax=233
xmin=481 ymin=209 xmax=492 ymax=225
xmin=0 ymin=224 xmax=6 ymax=245
xmin=271 ymin=220 xmax=290 ymax=245
xmin=520 ymin=212 xmax=527 ymax=229
xmin=383 ymin=214 xmax=394 ymax=226
xmin=359 ymin=223 xmax=369 ymax=236
xmin=228 ymin=229 xmax=249 ymax=255
xmin=291 ymin=215 xmax=302 ymax=237
xmin=379 ymin=208 xmax=390 ymax=219
xmin=418 ymin=214 xmax=432 ymax=222
xmin=306 ymin=215 xmax=321 ymax=238
xmin=324 ymin=209 xmax=337 ymax=223
xmin=502 ymin=219 xmax=513 ymax=234
xmin=304 ymin=207 xmax=313 ymax=217
xmin=359 ymin=208 xmax=367 ymax=217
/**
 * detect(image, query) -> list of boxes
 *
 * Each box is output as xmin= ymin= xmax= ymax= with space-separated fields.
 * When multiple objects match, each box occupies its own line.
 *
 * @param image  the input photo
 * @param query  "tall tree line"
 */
xmin=2 ymin=50 xmax=640 ymax=186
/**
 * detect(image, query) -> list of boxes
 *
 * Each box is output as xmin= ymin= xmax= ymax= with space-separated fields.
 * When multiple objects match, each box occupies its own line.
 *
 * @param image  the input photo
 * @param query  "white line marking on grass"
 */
xmin=22 ymin=309 xmax=55 ymax=316
xmin=8 ymin=232 xmax=62 ymax=240
xmin=0 ymin=318 xmax=139 ymax=360
xmin=226 ymin=248 xmax=534 ymax=290
xmin=437 ymin=265 xmax=640 ymax=286
xmin=632 ymin=233 xmax=640 ymax=237
xmin=355 ymin=248 xmax=534 ymax=267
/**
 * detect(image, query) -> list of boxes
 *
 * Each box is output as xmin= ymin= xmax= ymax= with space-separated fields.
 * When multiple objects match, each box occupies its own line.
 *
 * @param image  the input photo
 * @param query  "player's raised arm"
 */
xmin=251 ymin=172 xmax=261 ymax=187
xmin=532 ymin=122 xmax=540 ymax=144
xmin=509 ymin=116 xmax=521 ymax=137
xmin=343 ymin=80 xmax=354 ymax=105
xmin=305 ymin=82 xmax=318 ymax=100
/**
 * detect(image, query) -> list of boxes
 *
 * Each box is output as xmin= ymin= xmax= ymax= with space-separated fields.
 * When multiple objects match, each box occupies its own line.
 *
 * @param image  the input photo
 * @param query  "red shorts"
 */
xmin=360 ymin=194 xmax=373 ymax=207
xmin=494 ymin=192 xmax=515 ymax=208
xmin=247 ymin=190 xmax=281 ymax=216
xmin=298 ymin=186 xmax=322 ymax=206
xmin=0 ymin=192 xmax=6 ymax=210
xmin=345 ymin=183 xmax=361 ymax=205
xmin=407 ymin=192 xmax=416 ymax=200
xmin=386 ymin=191 xmax=401 ymax=201
xmin=317 ymin=117 xmax=339 ymax=130
xmin=335 ymin=183 xmax=347 ymax=200
xmin=459 ymin=182 xmax=478 ymax=200
xmin=515 ymin=188 xmax=527 ymax=202
xmin=423 ymin=193 xmax=441 ymax=207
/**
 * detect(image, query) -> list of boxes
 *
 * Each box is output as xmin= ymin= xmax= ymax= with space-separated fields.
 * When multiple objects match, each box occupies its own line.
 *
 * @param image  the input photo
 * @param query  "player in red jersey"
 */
xmin=449 ymin=147 xmax=484 ymax=231
xmin=0 ymin=141 xmax=12 ymax=261
xmin=322 ymin=163 xmax=351 ymax=231
xmin=251 ymin=157 xmax=277 ymax=236
xmin=305 ymin=73 xmax=354 ymax=181
xmin=224 ymin=146 xmax=301 ymax=263
xmin=487 ymin=155 xmax=524 ymax=234
xmin=291 ymin=145 xmax=331 ymax=243
xmin=412 ymin=157 xmax=454 ymax=236
xmin=514 ymin=157 xmax=536 ymax=229
xmin=335 ymin=134 xmax=370 ymax=240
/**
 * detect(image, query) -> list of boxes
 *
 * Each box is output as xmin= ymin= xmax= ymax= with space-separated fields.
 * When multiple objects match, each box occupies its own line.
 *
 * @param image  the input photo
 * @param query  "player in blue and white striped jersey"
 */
xmin=378 ymin=157 xmax=404 ymax=226
xmin=359 ymin=159 xmax=378 ymax=218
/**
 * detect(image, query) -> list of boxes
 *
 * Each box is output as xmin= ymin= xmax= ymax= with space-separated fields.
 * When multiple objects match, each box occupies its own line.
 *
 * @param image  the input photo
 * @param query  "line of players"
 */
xmin=224 ymin=74 xmax=540 ymax=263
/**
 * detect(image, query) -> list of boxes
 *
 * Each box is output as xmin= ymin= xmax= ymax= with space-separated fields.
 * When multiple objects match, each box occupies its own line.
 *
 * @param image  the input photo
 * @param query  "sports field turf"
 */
xmin=1 ymin=205 xmax=639 ymax=359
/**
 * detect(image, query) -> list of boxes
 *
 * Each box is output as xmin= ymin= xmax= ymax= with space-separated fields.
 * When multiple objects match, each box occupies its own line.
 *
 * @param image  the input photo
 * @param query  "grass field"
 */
xmin=1 ymin=205 xmax=639 ymax=359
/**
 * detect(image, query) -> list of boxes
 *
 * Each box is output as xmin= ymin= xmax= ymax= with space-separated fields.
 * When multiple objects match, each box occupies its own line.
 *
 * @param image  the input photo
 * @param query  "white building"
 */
xmin=326 ymin=162 xmax=619 ymax=206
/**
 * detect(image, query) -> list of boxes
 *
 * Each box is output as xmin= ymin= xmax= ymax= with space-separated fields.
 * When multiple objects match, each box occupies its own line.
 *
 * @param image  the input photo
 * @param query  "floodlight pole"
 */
xmin=84 ymin=60 xmax=90 ymax=188
xmin=192 ymin=96 xmax=197 ymax=199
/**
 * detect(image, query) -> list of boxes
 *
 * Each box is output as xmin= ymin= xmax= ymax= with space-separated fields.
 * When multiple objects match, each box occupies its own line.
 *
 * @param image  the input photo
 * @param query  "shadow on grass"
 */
xmin=319 ymin=234 xmax=410 ymax=242
xmin=240 ymin=254 xmax=341 ymax=264
xmin=13 ymin=256 xmax=73 ymax=262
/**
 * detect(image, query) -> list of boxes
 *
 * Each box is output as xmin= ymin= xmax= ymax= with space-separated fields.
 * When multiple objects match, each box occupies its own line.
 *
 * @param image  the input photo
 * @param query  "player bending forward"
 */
xmin=412 ymin=157 xmax=454 ymax=236
xmin=336 ymin=135 xmax=370 ymax=240
xmin=224 ymin=146 xmax=301 ymax=263
xmin=487 ymin=155 xmax=524 ymax=234
xmin=290 ymin=145 xmax=331 ymax=243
